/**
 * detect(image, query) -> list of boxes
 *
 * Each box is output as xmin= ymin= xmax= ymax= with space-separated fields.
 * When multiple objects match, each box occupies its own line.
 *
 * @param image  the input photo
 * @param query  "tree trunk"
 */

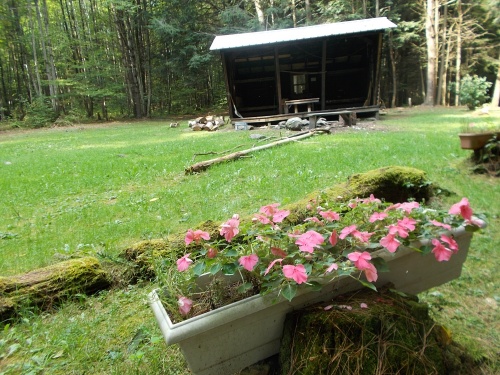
xmin=437 ymin=2 xmax=447 ymax=106
xmin=388 ymin=30 xmax=398 ymax=108
xmin=0 ymin=257 xmax=110 ymax=320
xmin=305 ymin=0 xmax=311 ymax=23
xmin=455 ymin=0 xmax=462 ymax=106
xmin=424 ymin=0 xmax=437 ymax=106
xmin=254 ymin=0 xmax=266 ymax=28
xmin=491 ymin=50 xmax=500 ymax=107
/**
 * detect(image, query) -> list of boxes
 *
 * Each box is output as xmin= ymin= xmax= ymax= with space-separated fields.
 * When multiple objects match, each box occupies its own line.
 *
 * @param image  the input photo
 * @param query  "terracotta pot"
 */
xmin=149 ymin=225 xmax=479 ymax=375
xmin=459 ymin=132 xmax=498 ymax=150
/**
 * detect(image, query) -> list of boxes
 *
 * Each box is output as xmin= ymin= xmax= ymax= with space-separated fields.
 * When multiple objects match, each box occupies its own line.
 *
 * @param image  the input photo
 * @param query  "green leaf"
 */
xmin=209 ymin=263 xmax=222 ymax=275
xmin=193 ymin=262 xmax=206 ymax=276
xmin=307 ymin=281 xmax=323 ymax=291
xmin=237 ymin=282 xmax=253 ymax=293
xmin=222 ymin=263 xmax=237 ymax=275
xmin=358 ymin=280 xmax=377 ymax=292
xmin=225 ymin=249 xmax=238 ymax=257
xmin=282 ymin=283 xmax=297 ymax=302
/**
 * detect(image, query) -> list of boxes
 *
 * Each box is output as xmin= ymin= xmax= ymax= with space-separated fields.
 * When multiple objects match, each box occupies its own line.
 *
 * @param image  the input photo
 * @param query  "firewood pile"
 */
xmin=188 ymin=115 xmax=226 ymax=131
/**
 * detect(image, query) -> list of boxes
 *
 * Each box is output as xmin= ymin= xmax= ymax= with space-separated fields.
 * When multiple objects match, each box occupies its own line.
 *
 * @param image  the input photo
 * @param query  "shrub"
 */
xmin=458 ymin=75 xmax=492 ymax=110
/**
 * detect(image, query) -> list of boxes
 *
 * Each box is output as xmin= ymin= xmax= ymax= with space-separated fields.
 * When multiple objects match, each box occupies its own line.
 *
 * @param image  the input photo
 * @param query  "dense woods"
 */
xmin=0 ymin=0 xmax=499 ymax=126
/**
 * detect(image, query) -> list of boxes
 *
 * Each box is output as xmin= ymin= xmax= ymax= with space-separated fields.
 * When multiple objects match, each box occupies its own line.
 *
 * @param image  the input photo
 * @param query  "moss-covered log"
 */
xmin=122 ymin=166 xmax=437 ymax=278
xmin=0 ymin=257 xmax=110 ymax=321
xmin=279 ymin=287 xmax=478 ymax=375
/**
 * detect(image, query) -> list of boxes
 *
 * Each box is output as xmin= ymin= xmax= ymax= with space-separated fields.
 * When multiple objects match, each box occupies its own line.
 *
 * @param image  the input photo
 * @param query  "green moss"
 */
xmin=280 ymin=287 xmax=478 ymax=374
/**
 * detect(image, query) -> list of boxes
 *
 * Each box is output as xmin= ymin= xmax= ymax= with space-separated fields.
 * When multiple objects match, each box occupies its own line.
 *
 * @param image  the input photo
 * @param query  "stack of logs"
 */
xmin=188 ymin=115 xmax=226 ymax=131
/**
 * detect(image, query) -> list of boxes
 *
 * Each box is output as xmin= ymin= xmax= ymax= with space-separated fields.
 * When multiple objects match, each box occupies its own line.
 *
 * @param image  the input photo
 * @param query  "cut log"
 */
xmin=0 ymin=257 xmax=110 ymax=321
xmin=185 ymin=131 xmax=316 ymax=174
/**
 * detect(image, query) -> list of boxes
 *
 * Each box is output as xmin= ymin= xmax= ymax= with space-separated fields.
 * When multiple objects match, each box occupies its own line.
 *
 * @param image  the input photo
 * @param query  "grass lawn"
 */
xmin=0 ymin=107 xmax=498 ymax=374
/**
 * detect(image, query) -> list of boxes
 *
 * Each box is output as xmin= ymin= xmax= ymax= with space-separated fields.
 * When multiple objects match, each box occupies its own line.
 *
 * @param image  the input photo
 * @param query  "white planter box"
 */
xmin=149 ymin=226 xmax=476 ymax=375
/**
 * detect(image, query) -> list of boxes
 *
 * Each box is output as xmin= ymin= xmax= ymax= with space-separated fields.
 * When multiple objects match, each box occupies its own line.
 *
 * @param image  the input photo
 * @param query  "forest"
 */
xmin=0 ymin=0 xmax=499 ymax=127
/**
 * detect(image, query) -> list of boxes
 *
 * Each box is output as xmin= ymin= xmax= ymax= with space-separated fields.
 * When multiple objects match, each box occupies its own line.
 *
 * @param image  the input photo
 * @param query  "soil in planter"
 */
xmin=278 ymin=286 xmax=481 ymax=375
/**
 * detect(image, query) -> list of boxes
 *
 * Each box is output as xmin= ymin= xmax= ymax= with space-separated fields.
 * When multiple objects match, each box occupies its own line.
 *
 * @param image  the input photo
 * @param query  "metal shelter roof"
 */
xmin=210 ymin=17 xmax=397 ymax=51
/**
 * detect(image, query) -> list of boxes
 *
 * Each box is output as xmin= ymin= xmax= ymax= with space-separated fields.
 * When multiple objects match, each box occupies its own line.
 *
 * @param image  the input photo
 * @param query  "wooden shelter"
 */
xmin=210 ymin=18 xmax=397 ymax=126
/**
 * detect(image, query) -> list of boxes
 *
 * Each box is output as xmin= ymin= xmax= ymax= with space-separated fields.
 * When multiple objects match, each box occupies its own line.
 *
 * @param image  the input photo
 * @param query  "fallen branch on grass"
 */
xmin=185 ymin=130 xmax=324 ymax=174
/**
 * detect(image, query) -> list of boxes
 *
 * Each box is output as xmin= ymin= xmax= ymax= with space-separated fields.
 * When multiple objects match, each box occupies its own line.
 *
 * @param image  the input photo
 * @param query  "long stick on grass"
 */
xmin=185 ymin=130 xmax=321 ymax=174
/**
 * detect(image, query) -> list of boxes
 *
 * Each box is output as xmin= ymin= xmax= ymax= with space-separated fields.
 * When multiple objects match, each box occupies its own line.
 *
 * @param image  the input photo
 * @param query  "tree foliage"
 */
xmin=0 ymin=0 xmax=498 ymax=127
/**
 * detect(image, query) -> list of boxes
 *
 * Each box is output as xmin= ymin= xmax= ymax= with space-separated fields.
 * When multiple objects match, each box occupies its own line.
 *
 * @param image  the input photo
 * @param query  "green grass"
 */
xmin=0 ymin=107 xmax=499 ymax=374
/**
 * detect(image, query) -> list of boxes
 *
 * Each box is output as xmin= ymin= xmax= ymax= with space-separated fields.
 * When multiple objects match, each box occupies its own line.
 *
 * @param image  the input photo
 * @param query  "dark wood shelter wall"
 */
xmin=221 ymin=32 xmax=383 ymax=119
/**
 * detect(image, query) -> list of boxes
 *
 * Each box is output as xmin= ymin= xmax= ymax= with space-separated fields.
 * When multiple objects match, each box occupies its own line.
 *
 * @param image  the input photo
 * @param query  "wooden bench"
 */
xmin=284 ymin=98 xmax=319 ymax=114
xmin=307 ymin=110 xmax=357 ymax=129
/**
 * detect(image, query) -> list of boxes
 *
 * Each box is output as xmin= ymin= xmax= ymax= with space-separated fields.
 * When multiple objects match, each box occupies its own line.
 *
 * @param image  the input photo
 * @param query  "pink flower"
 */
xmin=177 ymin=253 xmax=193 ymax=272
xmin=325 ymin=262 xmax=338 ymax=273
xmin=398 ymin=202 xmax=420 ymax=213
xmin=304 ymin=217 xmax=323 ymax=225
xmin=388 ymin=224 xmax=409 ymax=238
xmin=283 ymin=264 xmax=308 ymax=284
xmin=449 ymin=198 xmax=473 ymax=221
xmin=361 ymin=194 xmax=381 ymax=203
xmin=431 ymin=238 xmax=453 ymax=262
xmin=184 ymin=229 xmax=210 ymax=245
xmin=178 ymin=296 xmax=193 ymax=315
xmin=347 ymin=251 xmax=372 ymax=270
xmin=440 ymin=235 xmax=458 ymax=252
xmin=207 ymin=247 xmax=218 ymax=258
xmin=339 ymin=225 xmax=357 ymax=239
xmin=397 ymin=217 xmax=416 ymax=231
xmin=264 ymin=258 xmax=283 ymax=275
xmin=253 ymin=213 xmax=272 ymax=225
xmin=258 ymin=203 xmax=290 ymax=223
xmin=239 ymin=254 xmax=259 ymax=271
xmin=295 ymin=230 xmax=324 ymax=253
xmin=329 ymin=230 xmax=338 ymax=247
xmin=363 ymin=263 xmax=378 ymax=282
xmin=272 ymin=209 xmax=290 ymax=223
xmin=369 ymin=212 xmax=388 ymax=222
xmin=352 ymin=230 xmax=373 ymax=243
xmin=430 ymin=220 xmax=452 ymax=230
xmin=380 ymin=233 xmax=401 ymax=253
xmin=220 ymin=214 xmax=240 ymax=242
xmin=360 ymin=303 xmax=368 ymax=309
xmin=271 ymin=247 xmax=288 ymax=257
xmin=319 ymin=210 xmax=340 ymax=222
xmin=348 ymin=202 xmax=357 ymax=209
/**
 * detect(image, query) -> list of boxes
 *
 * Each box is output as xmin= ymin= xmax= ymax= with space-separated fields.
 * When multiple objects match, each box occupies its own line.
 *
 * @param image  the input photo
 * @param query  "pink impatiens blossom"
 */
xmin=304 ymin=216 xmax=324 ymax=225
xmin=295 ymin=230 xmax=324 ymax=253
xmin=177 ymin=253 xmax=193 ymax=272
xmin=259 ymin=203 xmax=280 ymax=216
xmin=363 ymin=263 xmax=378 ymax=282
xmin=369 ymin=212 xmax=388 ymax=222
xmin=325 ymin=262 xmax=338 ymax=273
xmin=239 ymin=254 xmax=259 ymax=271
xmin=449 ymin=197 xmax=473 ymax=221
xmin=440 ymin=235 xmax=458 ymax=252
xmin=361 ymin=194 xmax=382 ymax=203
xmin=397 ymin=217 xmax=416 ymax=231
xmin=220 ymin=214 xmax=240 ymax=242
xmin=388 ymin=224 xmax=409 ymax=238
xmin=258 ymin=203 xmax=290 ymax=223
xmin=352 ymin=230 xmax=373 ymax=243
xmin=360 ymin=303 xmax=368 ymax=309
xmin=431 ymin=238 xmax=453 ymax=262
xmin=283 ymin=264 xmax=308 ymax=284
xmin=430 ymin=220 xmax=452 ymax=230
xmin=339 ymin=225 xmax=357 ymax=239
xmin=398 ymin=201 xmax=420 ymax=213
xmin=380 ymin=233 xmax=401 ymax=253
xmin=319 ymin=210 xmax=340 ymax=222
xmin=207 ymin=247 xmax=218 ymax=259
xmin=252 ymin=213 xmax=272 ymax=225
xmin=272 ymin=209 xmax=290 ymax=223
xmin=264 ymin=258 xmax=283 ymax=275
xmin=329 ymin=230 xmax=338 ymax=247
xmin=178 ymin=296 xmax=193 ymax=315
xmin=347 ymin=251 xmax=372 ymax=270
xmin=184 ymin=229 xmax=210 ymax=245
